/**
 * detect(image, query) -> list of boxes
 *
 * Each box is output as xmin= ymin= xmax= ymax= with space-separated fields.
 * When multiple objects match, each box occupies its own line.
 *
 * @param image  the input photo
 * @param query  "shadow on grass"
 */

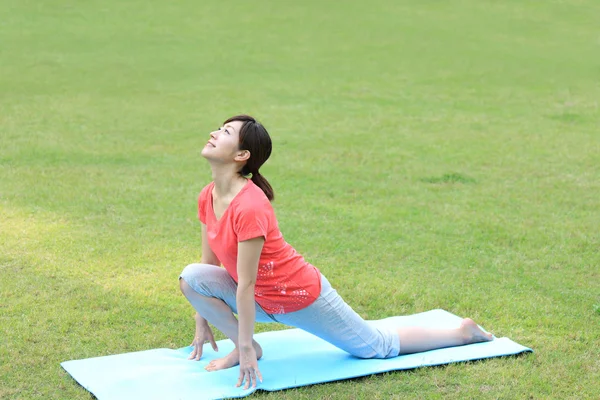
xmin=419 ymin=173 xmax=477 ymax=185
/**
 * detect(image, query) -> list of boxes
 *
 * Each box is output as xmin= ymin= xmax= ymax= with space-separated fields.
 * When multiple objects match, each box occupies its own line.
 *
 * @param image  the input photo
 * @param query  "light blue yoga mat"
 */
xmin=61 ymin=309 xmax=532 ymax=400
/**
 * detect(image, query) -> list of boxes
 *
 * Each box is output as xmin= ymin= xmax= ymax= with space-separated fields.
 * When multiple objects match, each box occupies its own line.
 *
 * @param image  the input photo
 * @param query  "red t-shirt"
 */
xmin=198 ymin=180 xmax=321 ymax=314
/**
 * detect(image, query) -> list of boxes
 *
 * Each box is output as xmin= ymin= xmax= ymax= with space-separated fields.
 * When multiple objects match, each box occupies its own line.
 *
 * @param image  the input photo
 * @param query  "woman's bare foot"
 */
xmin=205 ymin=340 xmax=263 ymax=372
xmin=460 ymin=318 xmax=494 ymax=345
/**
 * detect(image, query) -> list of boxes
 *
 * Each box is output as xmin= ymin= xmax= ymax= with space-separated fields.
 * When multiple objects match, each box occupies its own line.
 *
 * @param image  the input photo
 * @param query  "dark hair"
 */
xmin=223 ymin=114 xmax=274 ymax=201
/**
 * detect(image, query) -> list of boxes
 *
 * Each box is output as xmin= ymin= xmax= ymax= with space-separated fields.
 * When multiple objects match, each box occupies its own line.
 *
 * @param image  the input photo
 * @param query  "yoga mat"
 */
xmin=61 ymin=309 xmax=532 ymax=400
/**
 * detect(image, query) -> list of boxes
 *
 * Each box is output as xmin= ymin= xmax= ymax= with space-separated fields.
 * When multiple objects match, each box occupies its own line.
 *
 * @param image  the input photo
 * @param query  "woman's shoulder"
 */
xmin=234 ymin=181 xmax=274 ymax=214
xmin=199 ymin=182 xmax=215 ymax=198
xmin=197 ymin=182 xmax=216 ymax=215
xmin=244 ymin=180 xmax=272 ymax=203
xmin=200 ymin=181 xmax=215 ymax=194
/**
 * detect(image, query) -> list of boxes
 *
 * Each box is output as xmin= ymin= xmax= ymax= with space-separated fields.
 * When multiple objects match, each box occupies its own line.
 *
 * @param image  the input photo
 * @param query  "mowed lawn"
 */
xmin=1 ymin=0 xmax=599 ymax=398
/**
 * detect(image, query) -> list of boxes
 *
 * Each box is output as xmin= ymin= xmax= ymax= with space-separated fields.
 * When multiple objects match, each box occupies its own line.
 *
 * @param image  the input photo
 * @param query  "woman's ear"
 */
xmin=235 ymin=149 xmax=251 ymax=162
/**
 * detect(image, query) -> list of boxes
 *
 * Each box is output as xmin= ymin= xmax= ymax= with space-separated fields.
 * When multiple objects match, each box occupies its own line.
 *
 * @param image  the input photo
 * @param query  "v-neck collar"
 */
xmin=209 ymin=179 xmax=251 ymax=222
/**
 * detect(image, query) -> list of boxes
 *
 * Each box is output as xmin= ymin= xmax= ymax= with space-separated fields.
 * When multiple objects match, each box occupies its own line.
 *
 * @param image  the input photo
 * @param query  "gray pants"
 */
xmin=180 ymin=264 xmax=400 ymax=358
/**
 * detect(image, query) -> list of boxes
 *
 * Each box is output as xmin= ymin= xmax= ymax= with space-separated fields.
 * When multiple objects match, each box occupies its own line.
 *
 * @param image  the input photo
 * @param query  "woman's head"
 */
xmin=201 ymin=114 xmax=274 ymax=201
xmin=223 ymin=115 xmax=272 ymax=177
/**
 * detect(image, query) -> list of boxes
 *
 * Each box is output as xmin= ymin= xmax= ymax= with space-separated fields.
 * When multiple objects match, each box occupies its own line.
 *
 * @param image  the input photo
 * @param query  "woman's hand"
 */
xmin=236 ymin=345 xmax=262 ymax=389
xmin=188 ymin=315 xmax=218 ymax=361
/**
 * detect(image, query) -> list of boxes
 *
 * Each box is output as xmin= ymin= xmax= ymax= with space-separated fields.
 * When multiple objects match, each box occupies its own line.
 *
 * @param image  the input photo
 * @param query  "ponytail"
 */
xmin=250 ymin=171 xmax=274 ymax=201
xmin=224 ymin=114 xmax=275 ymax=201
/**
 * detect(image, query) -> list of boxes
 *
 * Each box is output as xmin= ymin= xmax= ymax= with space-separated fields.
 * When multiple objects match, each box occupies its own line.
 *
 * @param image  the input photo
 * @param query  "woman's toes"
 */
xmin=461 ymin=318 xmax=493 ymax=344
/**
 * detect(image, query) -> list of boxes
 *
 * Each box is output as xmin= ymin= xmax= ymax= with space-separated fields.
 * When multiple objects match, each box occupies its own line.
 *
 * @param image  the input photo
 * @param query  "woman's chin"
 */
xmin=200 ymin=148 xmax=211 ymax=158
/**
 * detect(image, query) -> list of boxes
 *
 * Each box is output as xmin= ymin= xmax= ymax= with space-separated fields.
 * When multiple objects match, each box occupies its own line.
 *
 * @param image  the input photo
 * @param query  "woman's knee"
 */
xmin=349 ymin=329 xmax=399 ymax=359
xmin=179 ymin=263 xmax=232 ymax=298
xmin=179 ymin=275 xmax=193 ymax=295
xmin=180 ymin=263 xmax=214 ymax=283
xmin=180 ymin=263 xmax=208 ymax=295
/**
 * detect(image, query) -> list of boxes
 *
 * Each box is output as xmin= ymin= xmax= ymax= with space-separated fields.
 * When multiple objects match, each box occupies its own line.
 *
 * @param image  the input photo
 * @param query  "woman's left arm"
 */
xmin=236 ymin=236 xmax=265 ymax=389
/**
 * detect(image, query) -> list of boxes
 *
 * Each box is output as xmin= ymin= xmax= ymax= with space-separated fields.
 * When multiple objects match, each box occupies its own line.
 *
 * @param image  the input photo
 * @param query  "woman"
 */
xmin=179 ymin=115 xmax=493 ymax=390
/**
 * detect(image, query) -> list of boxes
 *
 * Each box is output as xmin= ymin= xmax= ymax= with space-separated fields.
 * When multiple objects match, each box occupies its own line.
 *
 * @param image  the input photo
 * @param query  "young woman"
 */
xmin=179 ymin=115 xmax=493 ymax=389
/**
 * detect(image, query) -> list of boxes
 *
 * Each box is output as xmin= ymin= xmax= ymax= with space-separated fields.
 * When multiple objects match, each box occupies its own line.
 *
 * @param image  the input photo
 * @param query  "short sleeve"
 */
xmin=234 ymin=205 xmax=270 ymax=242
xmin=197 ymin=183 xmax=213 ymax=224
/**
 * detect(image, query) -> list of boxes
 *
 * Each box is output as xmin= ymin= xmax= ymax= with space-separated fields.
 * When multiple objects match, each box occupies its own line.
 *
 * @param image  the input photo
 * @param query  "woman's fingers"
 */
xmin=188 ymin=345 xmax=197 ymax=360
xmin=194 ymin=343 xmax=202 ymax=361
xmin=189 ymin=335 xmax=218 ymax=361
xmin=242 ymin=370 xmax=252 ymax=389
xmin=236 ymin=369 xmax=251 ymax=389
xmin=236 ymin=368 xmax=260 ymax=389
xmin=207 ymin=330 xmax=219 ymax=352
xmin=248 ymin=369 xmax=257 ymax=389
xmin=187 ymin=340 xmax=203 ymax=361
xmin=236 ymin=353 xmax=262 ymax=389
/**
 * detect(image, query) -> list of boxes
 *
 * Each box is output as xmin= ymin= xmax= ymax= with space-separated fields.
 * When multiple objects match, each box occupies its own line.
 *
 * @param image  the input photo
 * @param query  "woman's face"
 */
xmin=201 ymin=120 xmax=245 ymax=162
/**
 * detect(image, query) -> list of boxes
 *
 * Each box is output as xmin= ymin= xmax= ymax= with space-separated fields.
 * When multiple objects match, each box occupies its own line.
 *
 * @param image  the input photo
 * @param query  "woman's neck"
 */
xmin=210 ymin=163 xmax=247 ymax=200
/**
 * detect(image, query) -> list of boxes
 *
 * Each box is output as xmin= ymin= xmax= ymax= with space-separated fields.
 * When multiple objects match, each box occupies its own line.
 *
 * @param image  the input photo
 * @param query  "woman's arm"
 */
xmin=236 ymin=236 xmax=265 ymax=388
xmin=201 ymin=223 xmax=221 ymax=266
xmin=236 ymin=236 xmax=264 ymax=348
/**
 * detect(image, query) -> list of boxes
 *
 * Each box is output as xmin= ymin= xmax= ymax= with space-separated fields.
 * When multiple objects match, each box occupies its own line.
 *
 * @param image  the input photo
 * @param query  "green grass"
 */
xmin=1 ymin=0 xmax=599 ymax=398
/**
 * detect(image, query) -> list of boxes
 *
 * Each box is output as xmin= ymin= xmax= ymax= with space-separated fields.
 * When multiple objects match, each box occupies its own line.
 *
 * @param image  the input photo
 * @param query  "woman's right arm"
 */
xmin=201 ymin=223 xmax=221 ymax=266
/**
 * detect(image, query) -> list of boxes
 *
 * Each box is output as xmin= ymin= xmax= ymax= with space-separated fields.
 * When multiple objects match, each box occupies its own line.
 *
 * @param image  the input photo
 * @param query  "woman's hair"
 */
xmin=223 ymin=114 xmax=274 ymax=201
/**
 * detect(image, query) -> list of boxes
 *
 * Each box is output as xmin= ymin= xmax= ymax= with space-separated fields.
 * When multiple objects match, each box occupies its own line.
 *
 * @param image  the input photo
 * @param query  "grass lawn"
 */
xmin=1 ymin=0 xmax=599 ymax=398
